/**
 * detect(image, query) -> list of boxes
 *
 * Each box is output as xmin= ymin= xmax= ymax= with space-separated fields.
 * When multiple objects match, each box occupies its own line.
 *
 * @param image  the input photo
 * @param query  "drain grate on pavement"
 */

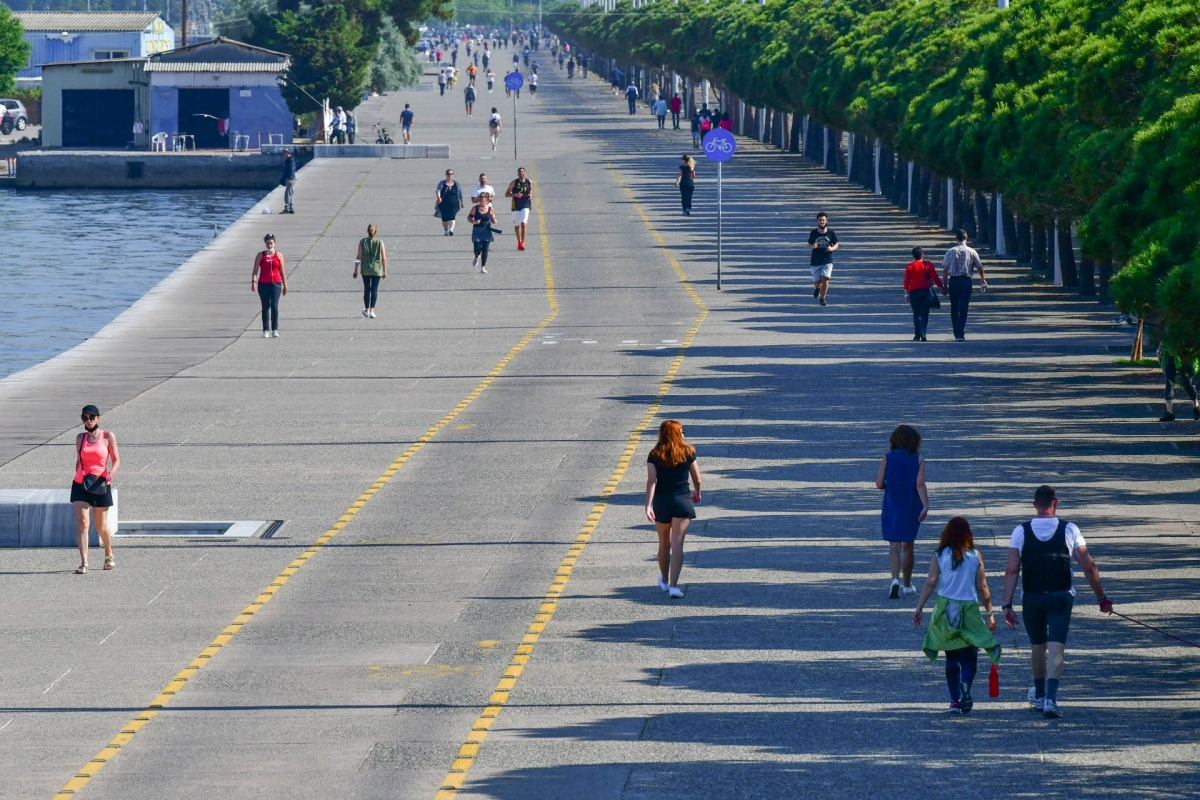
xmin=114 ymin=520 xmax=268 ymax=538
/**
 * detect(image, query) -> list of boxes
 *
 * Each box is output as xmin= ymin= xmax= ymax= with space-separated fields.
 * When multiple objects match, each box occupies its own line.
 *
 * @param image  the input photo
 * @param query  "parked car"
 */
xmin=0 ymin=99 xmax=28 ymax=134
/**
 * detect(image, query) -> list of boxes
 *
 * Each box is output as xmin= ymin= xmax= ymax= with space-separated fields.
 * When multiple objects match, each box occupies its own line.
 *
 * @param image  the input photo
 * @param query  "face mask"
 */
xmin=84 ymin=422 xmax=99 ymax=433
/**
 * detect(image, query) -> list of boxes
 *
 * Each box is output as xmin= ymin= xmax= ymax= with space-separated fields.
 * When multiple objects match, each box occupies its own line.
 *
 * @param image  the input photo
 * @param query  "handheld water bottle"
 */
xmin=988 ymin=664 xmax=1000 ymax=698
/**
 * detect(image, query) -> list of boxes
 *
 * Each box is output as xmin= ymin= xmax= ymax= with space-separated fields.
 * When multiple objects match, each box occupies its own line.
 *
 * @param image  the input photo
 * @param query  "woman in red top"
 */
xmin=904 ymin=246 xmax=945 ymax=341
xmin=251 ymin=233 xmax=288 ymax=338
xmin=72 ymin=404 xmax=120 ymax=573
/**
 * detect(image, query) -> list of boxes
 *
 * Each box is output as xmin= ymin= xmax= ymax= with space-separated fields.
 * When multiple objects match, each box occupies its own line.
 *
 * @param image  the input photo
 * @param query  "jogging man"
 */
xmin=505 ymin=166 xmax=533 ymax=251
xmin=1002 ymin=485 xmax=1112 ymax=720
xmin=941 ymin=229 xmax=988 ymax=341
xmin=487 ymin=108 xmax=502 ymax=151
xmin=399 ymin=104 xmax=414 ymax=143
xmin=807 ymin=212 xmax=839 ymax=306
xmin=472 ymin=172 xmax=496 ymax=209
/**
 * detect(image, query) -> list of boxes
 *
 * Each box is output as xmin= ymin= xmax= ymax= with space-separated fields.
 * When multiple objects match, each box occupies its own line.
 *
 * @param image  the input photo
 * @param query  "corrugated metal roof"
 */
xmin=144 ymin=61 xmax=286 ymax=72
xmin=12 ymin=11 xmax=165 ymax=32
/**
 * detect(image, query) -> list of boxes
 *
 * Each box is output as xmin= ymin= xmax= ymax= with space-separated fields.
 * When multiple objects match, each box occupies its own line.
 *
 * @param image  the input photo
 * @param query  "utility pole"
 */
xmin=181 ymin=0 xmax=188 ymax=46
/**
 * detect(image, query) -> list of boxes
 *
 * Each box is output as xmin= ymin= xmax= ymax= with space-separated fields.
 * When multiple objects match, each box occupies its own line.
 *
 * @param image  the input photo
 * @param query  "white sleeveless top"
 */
xmin=937 ymin=548 xmax=979 ymax=602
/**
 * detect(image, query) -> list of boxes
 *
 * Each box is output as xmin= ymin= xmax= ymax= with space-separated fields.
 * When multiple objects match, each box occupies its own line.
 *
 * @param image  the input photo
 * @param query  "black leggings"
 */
xmin=258 ymin=282 xmax=281 ymax=331
xmin=362 ymin=275 xmax=380 ymax=308
xmin=680 ymin=185 xmax=694 ymax=212
xmin=1164 ymin=355 xmax=1198 ymax=405
xmin=945 ymin=647 xmax=978 ymax=701
xmin=473 ymin=239 xmax=490 ymax=265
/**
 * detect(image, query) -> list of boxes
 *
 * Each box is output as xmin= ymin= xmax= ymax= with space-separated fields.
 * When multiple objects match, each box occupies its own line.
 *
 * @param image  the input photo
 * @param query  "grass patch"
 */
xmin=1114 ymin=358 xmax=1159 ymax=367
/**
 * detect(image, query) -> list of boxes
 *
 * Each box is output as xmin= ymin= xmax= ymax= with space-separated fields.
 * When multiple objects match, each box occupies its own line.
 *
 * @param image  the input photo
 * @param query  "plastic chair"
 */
xmin=150 ymin=132 xmax=169 ymax=152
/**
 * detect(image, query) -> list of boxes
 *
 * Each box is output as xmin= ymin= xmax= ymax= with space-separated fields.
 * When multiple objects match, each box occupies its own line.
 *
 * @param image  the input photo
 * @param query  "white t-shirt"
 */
xmin=1009 ymin=517 xmax=1086 ymax=555
xmin=472 ymin=183 xmax=496 ymax=200
xmin=531 ymin=74 xmax=538 ymax=85
xmin=487 ymin=113 xmax=501 ymax=129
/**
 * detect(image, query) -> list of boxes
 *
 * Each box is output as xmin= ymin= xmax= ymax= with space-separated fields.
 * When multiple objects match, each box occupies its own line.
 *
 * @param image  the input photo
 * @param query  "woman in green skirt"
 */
xmin=913 ymin=516 xmax=1001 ymax=713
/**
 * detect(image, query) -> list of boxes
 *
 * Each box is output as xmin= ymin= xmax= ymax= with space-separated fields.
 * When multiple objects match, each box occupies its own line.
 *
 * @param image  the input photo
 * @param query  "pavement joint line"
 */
xmin=434 ymin=163 xmax=708 ymax=800
xmin=49 ymin=161 xmax=559 ymax=800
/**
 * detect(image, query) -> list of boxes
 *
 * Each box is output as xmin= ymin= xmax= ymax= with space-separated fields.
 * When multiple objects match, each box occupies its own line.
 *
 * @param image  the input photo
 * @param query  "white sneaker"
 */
xmin=888 ymin=579 xmax=901 ymax=599
xmin=262 ymin=330 xmax=271 ymax=338
xmin=657 ymin=575 xmax=669 ymax=592
xmin=1027 ymin=686 xmax=1044 ymax=712
xmin=668 ymin=586 xmax=684 ymax=599
xmin=362 ymin=308 xmax=369 ymax=318
xmin=1043 ymin=698 xmax=1063 ymax=719
xmin=901 ymin=585 xmax=917 ymax=596
xmin=481 ymin=266 xmax=487 ymax=274
xmin=271 ymin=330 xmax=279 ymax=338
xmin=368 ymin=310 xmax=376 ymax=318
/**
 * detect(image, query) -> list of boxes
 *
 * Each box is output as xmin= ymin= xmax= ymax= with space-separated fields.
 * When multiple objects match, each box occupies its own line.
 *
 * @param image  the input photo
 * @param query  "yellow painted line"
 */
xmin=434 ymin=165 xmax=708 ymax=799
xmin=50 ymin=162 xmax=557 ymax=800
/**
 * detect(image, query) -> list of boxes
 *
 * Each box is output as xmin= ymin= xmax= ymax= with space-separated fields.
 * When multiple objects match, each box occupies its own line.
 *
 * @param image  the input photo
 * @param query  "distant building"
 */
xmin=40 ymin=38 xmax=294 ymax=150
xmin=13 ymin=11 xmax=174 ymax=81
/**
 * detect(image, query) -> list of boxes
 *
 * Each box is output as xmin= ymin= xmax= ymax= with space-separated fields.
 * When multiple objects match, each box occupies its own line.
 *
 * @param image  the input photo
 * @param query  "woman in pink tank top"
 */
xmin=72 ymin=404 xmax=121 ymax=573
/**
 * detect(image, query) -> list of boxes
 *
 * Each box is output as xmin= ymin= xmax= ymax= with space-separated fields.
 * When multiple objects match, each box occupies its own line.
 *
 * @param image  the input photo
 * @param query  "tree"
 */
xmin=370 ymin=14 xmax=422 ymax=93
xmin=0 ymin=5 xmax=31 ymax=96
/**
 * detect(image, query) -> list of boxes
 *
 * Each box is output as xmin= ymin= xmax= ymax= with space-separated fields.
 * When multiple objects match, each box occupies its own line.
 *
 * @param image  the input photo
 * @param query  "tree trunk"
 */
xmin=1032 ymin=223 xmax=1048 ymax=277
xmin=789 ymin=114 xmax=802 ymax=153
xmin=974 ymin=190 xmax=990 ymax=246
xmin=1132 ymin=319 xmax=1144 ymax=361
xmin=1058 ymin=225 xmax=1078 ymax=287
xmin=928 ymin=173 xmax=942 ymax=224
xmin=1098 ymin=259 xmax=1113 ymax=304
xmin=1078 ymin=258 xmax=1096 ymax=296
xmin=890 ymin=153 xmax=906 ymax=207
xmin=1017 ymin=219 xmax=1032 ymax=264
xmin=1003 ymin=211 xmax=1018 ymax=261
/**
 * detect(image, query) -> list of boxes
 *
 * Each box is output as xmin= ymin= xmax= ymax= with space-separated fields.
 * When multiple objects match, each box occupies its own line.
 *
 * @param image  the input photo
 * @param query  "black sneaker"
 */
xmin=1160 ymin=412 xmax=1176 ymax=422
xmin=913 ymin=335 xmax=921 ymax=341
xmin=813 ymin=288 xmax=820 ymax=299
xmin=920 ymin=336 xmax=928 ymax=342
xmin=1194 ymin=406 xmax=1199 ymax=420
xmin=960 ymin=686 xmax=973 ymax=714
xmin=820 ymin=298 xmax=827 ymax=306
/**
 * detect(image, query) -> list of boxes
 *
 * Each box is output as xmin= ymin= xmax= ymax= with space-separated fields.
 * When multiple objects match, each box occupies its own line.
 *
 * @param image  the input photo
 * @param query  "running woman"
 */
xmin=913 ymin=517 xmax=1001 ymax=714
xmin=505 ymin=167 xmax=533 ymax=251
xmin=529 ymin=71 xmax=538 ymax=96
xmin=72 ymin=404 xmax=120 ymax=574
xmin=467 ymin=194 xmax=496 ymax=274
xmin=504 ymin=70 xmax=513 ymax=98
xmin=353 ymin=223 xmax=387 ymax=318
xmin=645 ymin=420 xmax=702 ymax=599
xmin=486 ymin=68 xmax=495 ymax=92
xmin=251 ymin=233 xmax=287 ymax=337
xmin=808 ymin=212 xmax=839 ymax=306
xmin=1002 ymin=486 xmax=1113 ymax=720
xmin=400 ymin=103 xmax=414 ymax=143
xmin=488 ymin=108 xmax=503 ymax=151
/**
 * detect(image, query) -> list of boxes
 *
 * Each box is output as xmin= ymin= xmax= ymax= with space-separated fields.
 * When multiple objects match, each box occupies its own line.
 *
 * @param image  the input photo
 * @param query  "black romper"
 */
xmin=649 ymin=453 xmax=696 ymax=522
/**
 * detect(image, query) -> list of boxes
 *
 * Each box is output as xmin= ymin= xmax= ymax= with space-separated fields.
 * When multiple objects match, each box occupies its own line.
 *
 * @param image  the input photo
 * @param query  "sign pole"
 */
xmin=701 ymin=127 xmax=735 ymax=291
xmin=513 ymin=89 xmax=518 ymax=160
xmin=717 ymin=161 xmax=723 ymax=290
xmin=505 ymin=71 xmax=524 ymax=160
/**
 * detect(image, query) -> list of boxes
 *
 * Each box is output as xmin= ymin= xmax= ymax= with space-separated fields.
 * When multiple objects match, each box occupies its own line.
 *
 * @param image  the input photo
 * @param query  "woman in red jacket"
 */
xmin=904 ymin=246 xmax=945 ymax=342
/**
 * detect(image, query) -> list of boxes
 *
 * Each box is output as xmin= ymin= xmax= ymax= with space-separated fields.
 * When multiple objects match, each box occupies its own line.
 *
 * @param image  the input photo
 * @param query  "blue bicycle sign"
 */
xmin=505 ymin=72 xmax=525 ymax=91
xmin=702 ymin=128 xmax=736 ymax=162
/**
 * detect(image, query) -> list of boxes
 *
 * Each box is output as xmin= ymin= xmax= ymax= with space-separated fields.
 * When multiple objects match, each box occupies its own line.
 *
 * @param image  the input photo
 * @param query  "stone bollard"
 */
xmin=0 ymin=489 xmax=117 ymax=547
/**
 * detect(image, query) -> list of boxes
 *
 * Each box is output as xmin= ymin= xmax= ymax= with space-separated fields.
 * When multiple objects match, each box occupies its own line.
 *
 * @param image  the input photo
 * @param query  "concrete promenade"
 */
xmin=1 ymin=64 xmax=1198 ymax=800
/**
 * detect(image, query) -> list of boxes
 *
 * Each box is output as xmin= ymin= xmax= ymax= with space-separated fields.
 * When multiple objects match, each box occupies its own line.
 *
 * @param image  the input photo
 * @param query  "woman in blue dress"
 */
xmin=875 ymin=424 xmax=928 ymax=599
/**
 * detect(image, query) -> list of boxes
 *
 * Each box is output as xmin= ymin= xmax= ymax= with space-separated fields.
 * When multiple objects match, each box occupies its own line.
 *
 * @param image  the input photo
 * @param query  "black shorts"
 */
xmin=653 ymin=494 xmax=695 ymax=524
xmin=1022 ymin=590 xmax=1074 ymax=645
xmin=71 ymin=480 xmax=114 ymax=508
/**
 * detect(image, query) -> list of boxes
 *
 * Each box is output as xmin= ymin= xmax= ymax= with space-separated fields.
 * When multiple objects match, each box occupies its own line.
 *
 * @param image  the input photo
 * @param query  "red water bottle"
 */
xmin=988 ymin=664 xmax=1000 ymax=698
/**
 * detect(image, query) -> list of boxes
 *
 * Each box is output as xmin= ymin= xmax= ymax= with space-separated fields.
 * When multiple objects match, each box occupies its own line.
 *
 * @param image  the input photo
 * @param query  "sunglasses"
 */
xmin=81 ymin=414 xmax=98 ymax=421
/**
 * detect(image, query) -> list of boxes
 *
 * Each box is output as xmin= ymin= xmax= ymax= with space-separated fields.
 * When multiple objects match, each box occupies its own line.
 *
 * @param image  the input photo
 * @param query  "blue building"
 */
xmin=14 ymin=11 xmax=174 ymax=81
xmin=146 ymin=38 xmax=293 ymax=149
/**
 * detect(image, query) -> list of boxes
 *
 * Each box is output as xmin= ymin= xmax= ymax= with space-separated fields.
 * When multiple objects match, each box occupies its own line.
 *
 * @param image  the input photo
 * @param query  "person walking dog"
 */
xmin=72 ymin=404 xmax=120 ymax=574
xmin=913 ymin=517 xmax=1001 ymax=713
xmin=645 ymin=420 xmax=702 ymax=599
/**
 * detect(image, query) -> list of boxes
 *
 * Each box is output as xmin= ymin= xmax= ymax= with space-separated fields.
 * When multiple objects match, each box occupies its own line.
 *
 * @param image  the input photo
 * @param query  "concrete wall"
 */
xmin=312 ymin=143 xmax=450 ymax=158
xmin=15 ymin=151 xmax=288 ymax=188
xmin=229 ymin=85 xmax=294 ymax=145
xmin=149 ymin=86 xmax=179 ymax=140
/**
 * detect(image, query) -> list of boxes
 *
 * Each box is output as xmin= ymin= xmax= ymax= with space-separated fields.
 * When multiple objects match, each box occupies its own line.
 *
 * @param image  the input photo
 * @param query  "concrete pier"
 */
xmin=15 ymin=150 xmax=290 ymax=189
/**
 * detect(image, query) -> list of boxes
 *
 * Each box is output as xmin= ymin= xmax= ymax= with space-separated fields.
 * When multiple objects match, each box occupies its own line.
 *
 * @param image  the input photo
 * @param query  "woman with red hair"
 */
xmin=913 ymin=517 xmax=1002 ymax=713
xmin=645 ymin=420 xmax=702 ymax=599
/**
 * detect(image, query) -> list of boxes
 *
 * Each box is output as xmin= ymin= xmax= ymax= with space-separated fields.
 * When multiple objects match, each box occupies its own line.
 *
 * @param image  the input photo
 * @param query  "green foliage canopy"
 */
xmin=0 ymin=5 xmax=31 ymax=95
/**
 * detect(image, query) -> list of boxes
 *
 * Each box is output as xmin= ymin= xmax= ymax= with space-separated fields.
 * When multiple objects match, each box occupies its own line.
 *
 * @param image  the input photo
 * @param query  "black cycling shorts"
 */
xmin=1022 ymin=590 xmax=1074 ymax=645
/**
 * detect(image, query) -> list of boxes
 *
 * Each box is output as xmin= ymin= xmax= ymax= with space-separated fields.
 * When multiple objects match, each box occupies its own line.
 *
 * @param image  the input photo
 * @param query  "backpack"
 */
xmin=700 ymin=117 xmax=712 ymax=133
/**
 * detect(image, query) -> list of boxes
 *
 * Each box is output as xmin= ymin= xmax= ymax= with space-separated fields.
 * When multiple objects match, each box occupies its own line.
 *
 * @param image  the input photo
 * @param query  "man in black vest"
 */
xmin=1002 ymin=485 xmax=1112 ymax=719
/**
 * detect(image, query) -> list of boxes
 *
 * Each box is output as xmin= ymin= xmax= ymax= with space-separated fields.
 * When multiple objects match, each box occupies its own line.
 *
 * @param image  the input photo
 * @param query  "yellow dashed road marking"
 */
xmin=50 ymin=163 xmax=558 ymax=800
xmin=435 ymin=165 xmax=708 ymax=798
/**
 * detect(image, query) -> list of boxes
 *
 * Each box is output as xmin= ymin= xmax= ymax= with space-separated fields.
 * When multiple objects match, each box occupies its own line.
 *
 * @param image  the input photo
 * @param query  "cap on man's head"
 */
xmin=82 ymin=404 xmax=101 ymax=417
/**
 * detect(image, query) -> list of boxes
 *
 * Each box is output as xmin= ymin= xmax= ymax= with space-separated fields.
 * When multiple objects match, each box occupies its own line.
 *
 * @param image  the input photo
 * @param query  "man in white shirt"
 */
xmin=1002 ymin=485 xmax=1112 ymax=720
xmin=941 ymin=229 xmax=988 ymax=341
xmin=471 ymin=172 xmax=496 ymax=208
